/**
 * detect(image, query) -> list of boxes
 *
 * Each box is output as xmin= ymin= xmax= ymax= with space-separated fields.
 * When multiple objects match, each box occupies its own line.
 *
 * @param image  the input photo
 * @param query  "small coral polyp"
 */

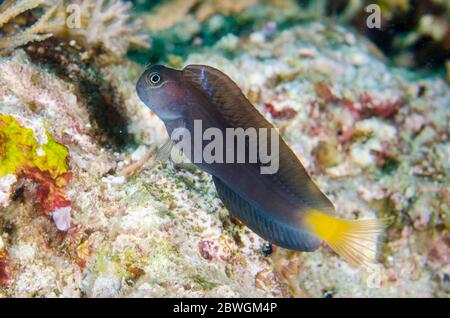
xmin=0 ymin=114 xmax=72 ymax=217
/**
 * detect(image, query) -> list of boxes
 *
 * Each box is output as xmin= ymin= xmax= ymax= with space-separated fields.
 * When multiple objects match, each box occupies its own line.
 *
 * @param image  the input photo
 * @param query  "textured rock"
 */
xmin=0 ymin=19 xmax=449 ymax=298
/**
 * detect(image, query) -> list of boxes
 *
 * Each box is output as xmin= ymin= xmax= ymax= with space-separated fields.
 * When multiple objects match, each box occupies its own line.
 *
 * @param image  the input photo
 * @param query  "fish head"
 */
xmin=136 ymin=65 xmax=186 ymax=121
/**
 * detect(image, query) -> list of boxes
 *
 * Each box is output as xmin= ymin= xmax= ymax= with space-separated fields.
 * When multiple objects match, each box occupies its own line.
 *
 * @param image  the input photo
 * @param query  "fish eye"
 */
xmin=148 ymin=72 xmax=161 ymax=85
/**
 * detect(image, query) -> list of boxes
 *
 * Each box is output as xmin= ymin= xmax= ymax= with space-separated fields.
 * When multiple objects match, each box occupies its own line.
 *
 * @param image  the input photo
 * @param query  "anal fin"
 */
xmin=212 ymin=176 xmax=320 ymax=252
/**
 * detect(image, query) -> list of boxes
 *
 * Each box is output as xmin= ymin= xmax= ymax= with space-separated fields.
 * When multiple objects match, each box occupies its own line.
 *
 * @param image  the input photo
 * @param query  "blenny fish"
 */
xmin=136 ymin=64 xmax=384 ymax=267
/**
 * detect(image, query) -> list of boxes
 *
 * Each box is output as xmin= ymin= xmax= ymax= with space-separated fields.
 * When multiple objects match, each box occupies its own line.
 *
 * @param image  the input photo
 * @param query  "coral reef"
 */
xmin=135 ymin=0 xmax=449 ymax=71
xmin=66 ymin=0 xmax=149 ymax=56
xmin=143 ymin=0 xmax=274 ymax=31
xmin=135 ymin=0 xmax=301 ymax=65
xmin=333 ymin=0 xmax=450 ymax=69
xmin=0 ymin=236 xmax=10 ymax=287
xmin=0 ymin=114 xmax=72 ymax=221
xmin=0 ymin=0 xmax=149 ymax=57
xmin=0 ymin=1 xmax=448 ymax=298
xmin=0 ymin=0 xmax=56 ymax=51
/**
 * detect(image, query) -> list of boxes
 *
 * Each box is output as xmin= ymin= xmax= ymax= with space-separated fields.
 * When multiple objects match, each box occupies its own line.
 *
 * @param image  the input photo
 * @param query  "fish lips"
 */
xmin=136 ymin=75 xmax=151 ymax=106
xmin=136 ymin=75 xmax=163 ymax=116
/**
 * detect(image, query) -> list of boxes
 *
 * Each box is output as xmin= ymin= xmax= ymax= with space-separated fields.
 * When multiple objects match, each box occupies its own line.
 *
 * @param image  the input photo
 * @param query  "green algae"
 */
xmin=93 ymin=237 xmax=180 ymax=285
xmin=192 ymin=275 xmax=218 ymax=291
xmin=111 ymin=247 xmax=149 ymax=283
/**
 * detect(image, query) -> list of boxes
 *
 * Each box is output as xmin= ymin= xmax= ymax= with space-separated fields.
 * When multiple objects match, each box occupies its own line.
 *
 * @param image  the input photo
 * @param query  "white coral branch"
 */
xmin=1 ymin=0 xmax=149 ymax=56
xmin=0 ymin=0 xmax=56 ymax=51
xmin=0 ymin=0 xmax=44 ymax=28
xmin=72 ymin=0 xmax=149 ymax=56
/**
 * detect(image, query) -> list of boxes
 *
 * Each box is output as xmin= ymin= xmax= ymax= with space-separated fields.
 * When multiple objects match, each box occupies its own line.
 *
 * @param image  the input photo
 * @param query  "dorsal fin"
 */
xmin=183 ymin=64 xmax=335 ymax=213
xmin=183 ymin=64 xmax=272 ymax=130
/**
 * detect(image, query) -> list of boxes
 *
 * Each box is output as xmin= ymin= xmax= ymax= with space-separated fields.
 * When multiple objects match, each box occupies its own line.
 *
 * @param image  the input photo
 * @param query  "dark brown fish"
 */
xmin=136 ymin=64 xmax=384 ymax=267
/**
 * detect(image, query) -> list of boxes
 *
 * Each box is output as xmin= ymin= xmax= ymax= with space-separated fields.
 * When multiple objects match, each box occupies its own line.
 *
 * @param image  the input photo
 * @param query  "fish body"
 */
xmin=136 ymin=64 xmax=384 ymax=267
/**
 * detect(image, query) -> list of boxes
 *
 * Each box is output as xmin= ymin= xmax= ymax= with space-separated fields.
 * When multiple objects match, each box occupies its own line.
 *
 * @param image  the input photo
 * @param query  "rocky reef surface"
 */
xmin=0 ymin=1 xmax=449 ymax=298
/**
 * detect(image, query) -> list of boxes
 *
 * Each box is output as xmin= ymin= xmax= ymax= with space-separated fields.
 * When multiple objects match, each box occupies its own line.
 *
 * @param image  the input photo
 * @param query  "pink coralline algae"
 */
xmin=344 ymin=92 xmax=403 ymax=120
xmin=314 ymin=82 xmax=403 ymax=120
xmin=0 ymin=248 xmax=10 ymax=287
xmin=358 ymin=92 xmax=403 ymax=119
xmin=0 ymin=114 xmax=73 ymax=231
xmin=314 ymin=82 xmax=340 ymax=104
xmin=21 ymin=167 xmax=73 ymax=221
xmin=264 ymin=103 xmax=298 ymax=120
xmin=198 ymin=240 xmax=219 ymax=261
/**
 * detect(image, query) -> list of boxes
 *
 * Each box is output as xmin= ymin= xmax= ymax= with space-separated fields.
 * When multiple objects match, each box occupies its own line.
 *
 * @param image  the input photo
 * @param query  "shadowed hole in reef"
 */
xmin=25 ymin=40 xmax=135 ymax=150
xmin=77 ymin=77 xmax=133 ymax=150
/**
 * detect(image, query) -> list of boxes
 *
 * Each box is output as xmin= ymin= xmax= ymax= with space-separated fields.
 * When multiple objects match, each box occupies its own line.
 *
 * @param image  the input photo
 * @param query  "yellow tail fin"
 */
xmin=304 ymin=210 xmax=384 ymax=268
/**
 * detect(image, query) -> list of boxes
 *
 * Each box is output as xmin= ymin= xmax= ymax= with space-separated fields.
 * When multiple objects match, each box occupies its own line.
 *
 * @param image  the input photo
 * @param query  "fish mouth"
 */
xmin=135 ymin=87 xmax=150 ymax=108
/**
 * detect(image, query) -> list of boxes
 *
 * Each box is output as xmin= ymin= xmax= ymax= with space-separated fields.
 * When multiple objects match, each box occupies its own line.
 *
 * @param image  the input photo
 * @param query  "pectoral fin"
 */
xmin=155 ymin=140 xmax=175 ymax=163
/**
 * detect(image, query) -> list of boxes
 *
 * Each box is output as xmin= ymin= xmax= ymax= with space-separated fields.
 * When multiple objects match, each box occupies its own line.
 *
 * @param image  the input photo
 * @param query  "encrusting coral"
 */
xmin=0 ymin=113 xmax=72 ymax=288
xmin=0 ymin=114 xmax=72 ymax=225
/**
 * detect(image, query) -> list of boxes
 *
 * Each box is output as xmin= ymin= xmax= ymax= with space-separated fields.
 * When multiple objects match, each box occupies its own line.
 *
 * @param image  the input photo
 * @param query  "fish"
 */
xmin=136 ymin=64 xmax=384 ymax=267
